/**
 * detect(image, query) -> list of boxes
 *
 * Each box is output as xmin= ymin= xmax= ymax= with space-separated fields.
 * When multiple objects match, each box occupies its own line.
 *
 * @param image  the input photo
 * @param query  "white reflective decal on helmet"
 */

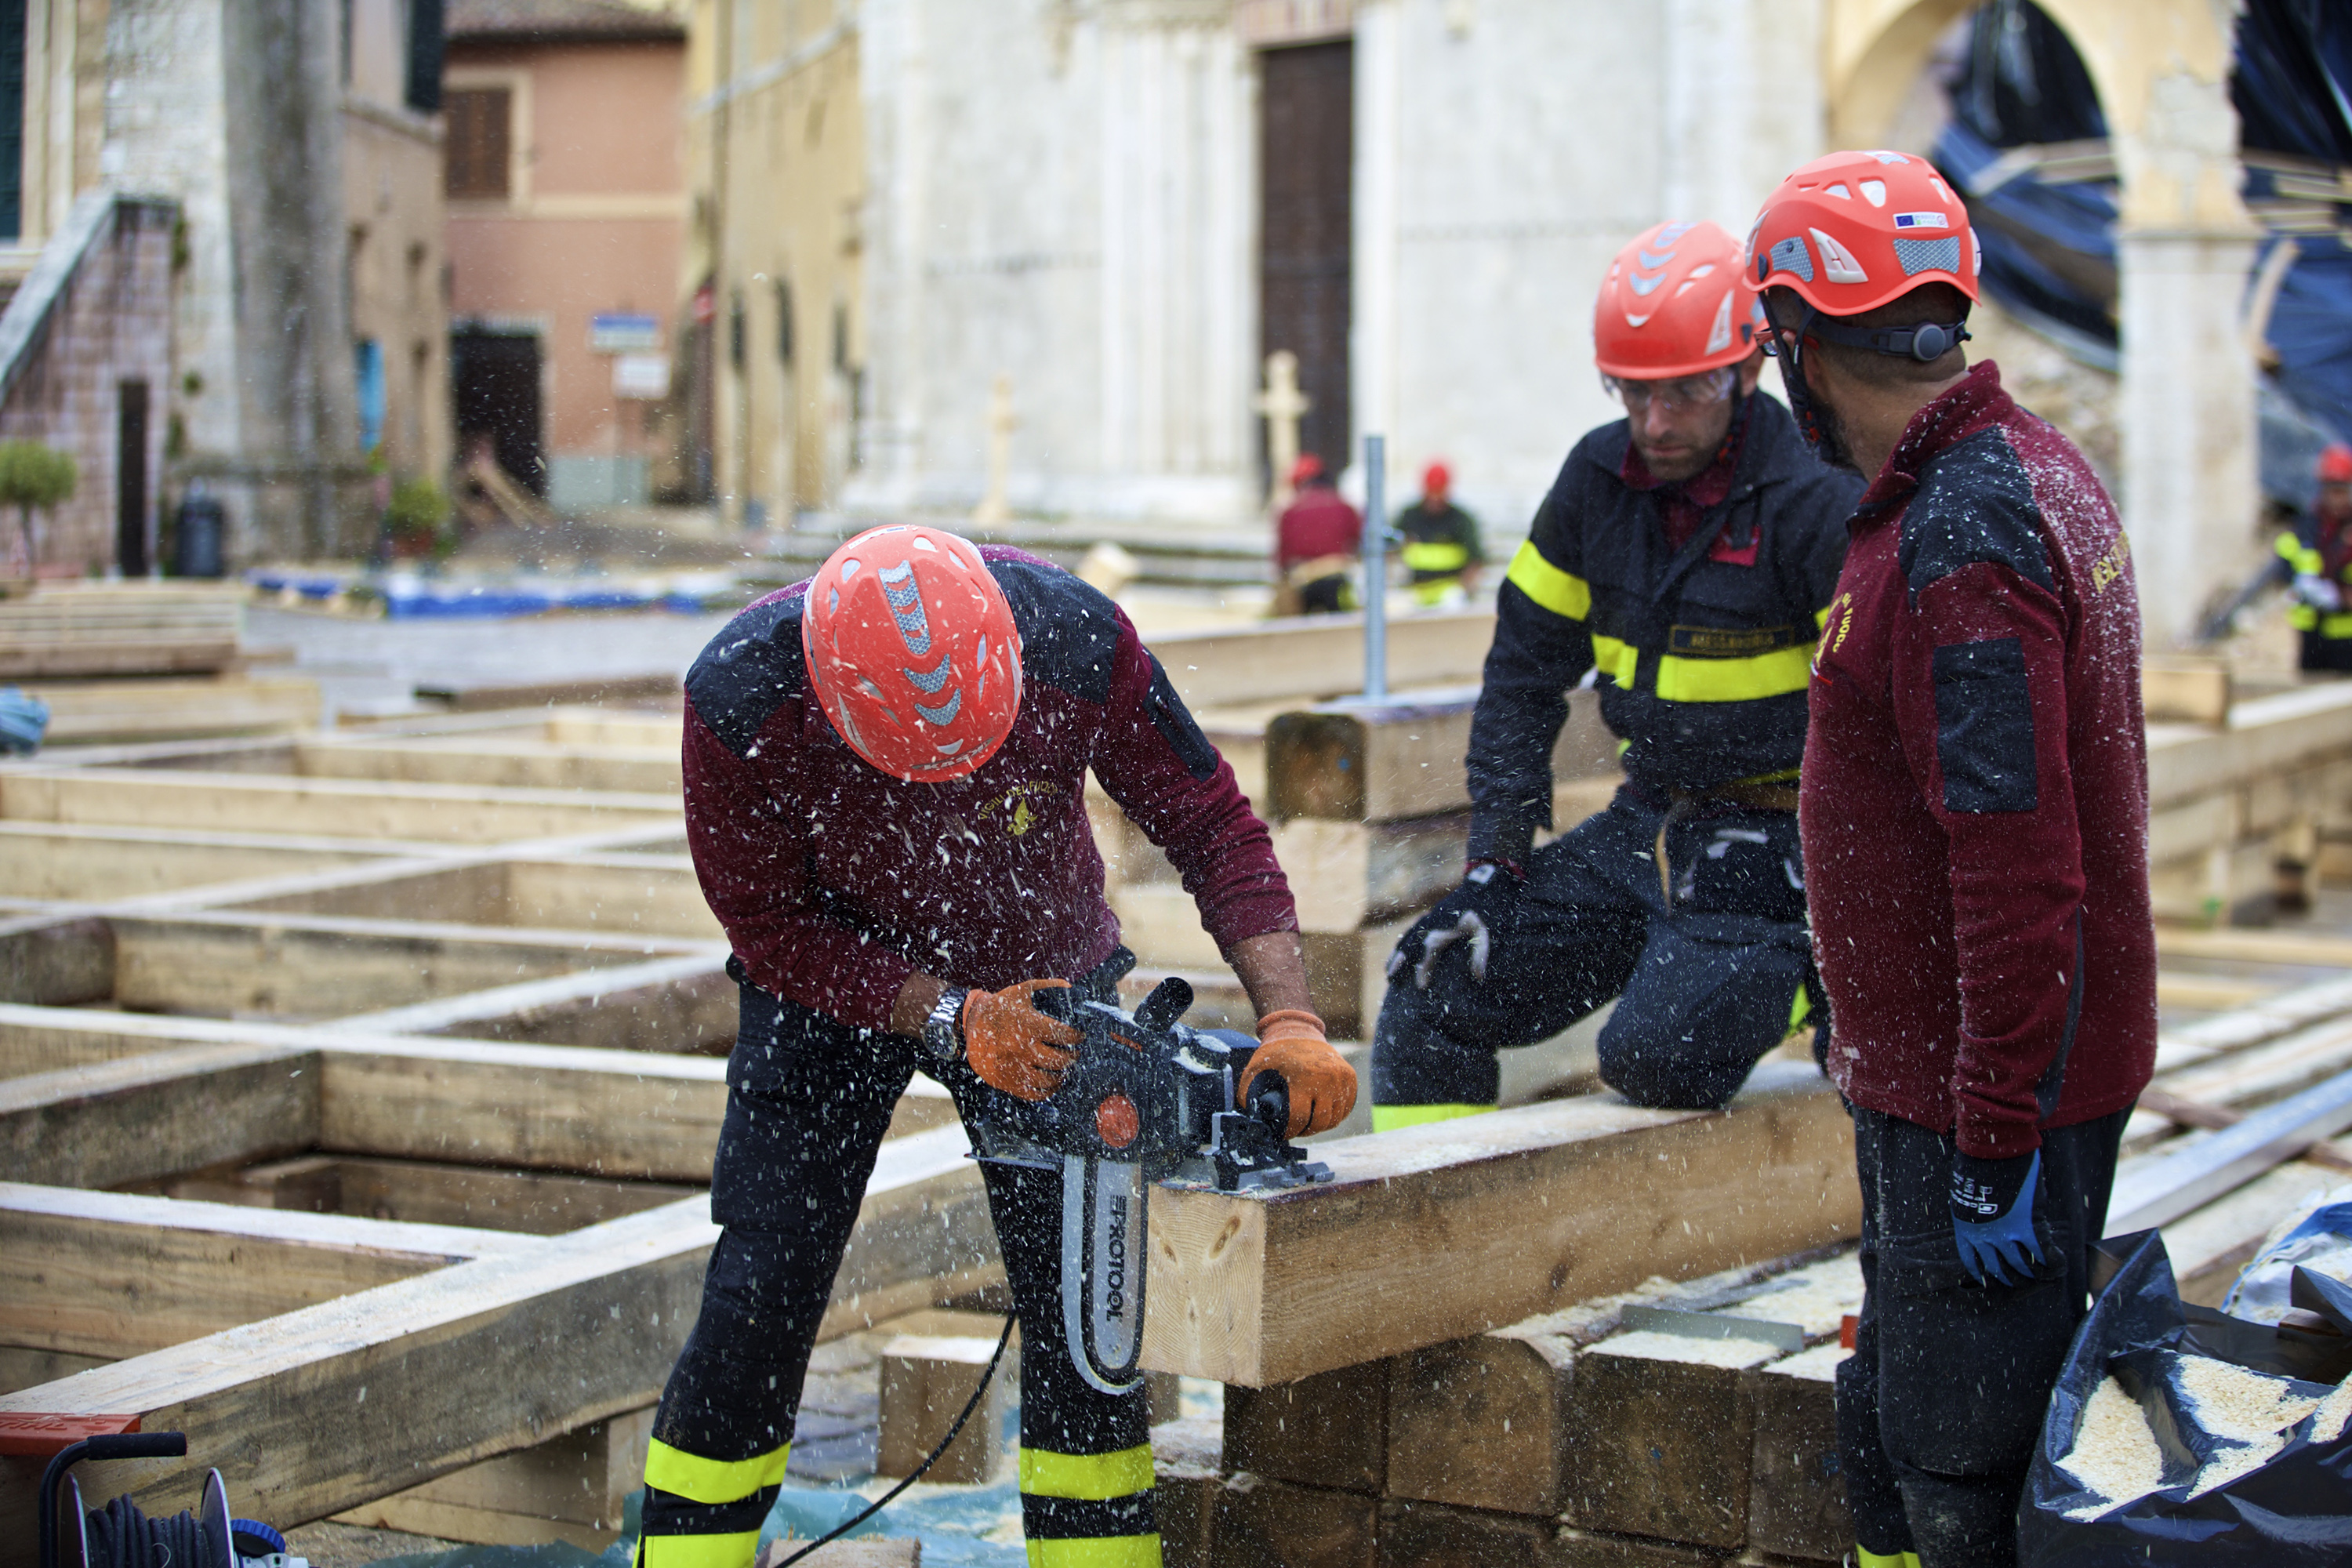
xmin=912 ymin=535 xmax=938 ymax=552
xmin=1624 ymin=311 xmax=1653 ymax=328
xmin=1859 ymin=180 xmax=1887 ymax=208
xmin=1687 ymin=263 xmax=1715 ymax=280
xmin=1826 ymin=183 xmax=1852 ymax=200
xmin=1970 ymin=227 xmax=1983 ymax=277
xmin=1653 ymin=222 xmax=1696 ymax=245
xmin=1809 ymin=228 xmax=1869 ymax=284
xmin=1637 ymin=248 xmax=1677 ymax=270
xmin=1704 ymin=291 xmax=1734 ymax=355
xmin=1867 ymin=151 xmax=1910 ymax=164
xmin=1628 ymin=270 xmax=1667 ymax=296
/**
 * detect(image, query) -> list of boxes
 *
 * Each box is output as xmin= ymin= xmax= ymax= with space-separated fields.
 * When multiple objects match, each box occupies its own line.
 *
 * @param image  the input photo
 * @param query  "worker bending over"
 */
xmin=1397 ymin=460 xmax=1486 ymax=606
xmin=1371 ymin=220 xmax=1860 ymax=1128
xmin=2278 ymin=442 xmax=2352 ymax=672
xmin=1755 ymin=152 xmax=2155 ymax=1566
xmin=637 ymin=526 xmax=1356 ymax=1568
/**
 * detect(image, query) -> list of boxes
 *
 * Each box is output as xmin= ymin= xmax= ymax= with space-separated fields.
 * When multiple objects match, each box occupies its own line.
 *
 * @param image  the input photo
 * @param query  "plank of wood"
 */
xmin=0 ymin=1125 xmax=985 ymax=1541
xmin=329 ymin=953 xmax=739 ymax=1054
xmin=2136 ymin=1087 xmax=2352 ymax=1171
xmin=418 ymin=673 xmax=684 ymax=711
xmin=0 ymin=768 xmax=680 ymax=844
xmin=1384 ymin=1333 xmax=1572 ymax=1517
xmin=1213 ymin=1471 xmax=1378 ymax=1568
xmin=227 ymin=858 xmax=721 ymax=943
xmin=194 ymin=1156 xmax=703 ymax=1236
xmin=1744 ymin=1345 xmax=1852 ymax=1563
xmin=2155 ymin=973 xmax=2276 ymax=1013
xmin=2161 ymin=1158 xmax=2347 ymax=1307
xmin=295 ymin=739 xmax=682 ymax=795
xmin=0 ymin=822 xmax=398 ymax=902
xmin=1374 ymin=1497 xmax=1559 ymax=1567
xmin=0 ymin=1042 xmax=317 ymax=1189
xmin=31 ymin=676 xmax=321 ymax=745
xmin=1265 ymin=688 xmax=1615 ymax=823
xmin=877 ymin=1333 xmax=1011 ymax=1483
xmin=1269 ymin=813 xmax=1469 ymax=933
xmin=2154 ymin=925 xmax=2352 ymax=969
xmin=0 ymin=1182 xmax=535 ymax=1359
xmin=1149 ymin=610 xmax=1495 ymax=710
xmin=2145 ymin=681 xmax=2352 ymax=811
xmin=1142 ymin=1061 xmax=1857 ymax=1385
xmin=2106 ymin=1068 xmax=2352 ymax=1236
xmin=1152 ymin=1417 xmax=1222 ymax=1568
xmin=0 ymin=917 xmax=111 ymax=1004
xmin=1563 ymin=1329 xmax=1783 ymax=1547
xmin=1223 ymin=1360 xmax=1388 ymax=1495
xmin=2129 ymin=1018 xmax=2352 ymax=1155
xmin=334 ymin=1406 xmax=652 ymax=1544
xmin=2142 ymin=658 xmax=2232 ymax=726
xmin=107 ymin=912 xmax=712 ymax=1017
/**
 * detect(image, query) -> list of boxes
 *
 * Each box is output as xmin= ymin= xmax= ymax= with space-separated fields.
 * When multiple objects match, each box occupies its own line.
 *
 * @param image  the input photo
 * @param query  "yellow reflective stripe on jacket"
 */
xmin=1018 ymin=1443 xmax=1156 ymax=1501
xmin=2293 ymin=603 xmax=2320 ymax=630
xmin=2279 ymin=532 xmax=2323 ymax=575
xmin=638 ymin=1530 xmax=760 ymax=1568
xmin=1026 ymin=1537 xmax=1163 ymax=1568
xmin=1372 ymin=1103 xmax=1495 ymax=1131
xmin=1505 ymin=540 xmax=1590 ymax=621
xmin=1403 ymin=540 xmax=1470 ymax=572
xmin=1653 ymin=643 xmax=1813 ymax=702
xmin=1788 ymin=984 xmax=1812 ymax=1033
xmin=1590 ymin=633 xmax=1639 ymax=689
xmin=1853 ymin=1549 xmax=1921 ymax=1568
xmin=643 ymin=1437 xmax=790 ymax=1506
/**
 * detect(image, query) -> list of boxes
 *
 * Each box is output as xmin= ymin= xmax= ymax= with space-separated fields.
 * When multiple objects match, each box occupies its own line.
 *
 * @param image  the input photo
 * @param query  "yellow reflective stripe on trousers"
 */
xmin=2293 ymin=603 xmax=2321 ymax=630
xmin=643 ymin=1437 xmax=790 ymax=1506
xmin=1505 ymin=540 xmax=1590 ymax=620
xmin=638 ymin=1530 xmax=761 ymax=1568
xmin=1853 ymin=1549 xmax=1921 ymax=1568
xmin=2322 ymin=612 xmax=2352 ymax=640
xmin=1653 ymin=644 xmax=1813 ymax=702
xmin=1026 ymin=1537 xmax=1163 ymax=1567
xmin=2279 ymin=532 xmax=2322 ymax=574
xmin=1372 ymin=1103 xmax=1494 ymax=1131
xmin=1788 ymin=983 xmax=1811 ymax=1033
xmin=1403 ymin=540 xmax=1470 ymax=572
xmin=1018 ymin=1443 xmax=1156 ymax=1501
xmin=1590 ymin=633 xmax=1639 ymax=690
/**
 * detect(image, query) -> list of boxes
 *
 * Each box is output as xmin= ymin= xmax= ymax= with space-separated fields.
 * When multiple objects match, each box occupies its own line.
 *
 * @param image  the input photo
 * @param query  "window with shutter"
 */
xmin=445 ymin=87 xmax=512 ymax=201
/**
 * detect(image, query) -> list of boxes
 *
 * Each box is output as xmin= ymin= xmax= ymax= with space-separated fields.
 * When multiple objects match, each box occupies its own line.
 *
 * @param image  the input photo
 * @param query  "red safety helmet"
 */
xmin=1748 ymin=150 xmax=1980 ymax=318
xmin=1593 ymin=220 xmax=1762 ymax=379
xmin=801 ymin=525 xmax=1023 ymax=782
xmin=1423 ymin=460 xmax=1451 ymax=497
xmin=2321 ymin=444 xmax=2352 ymax=484
xmin=1289 ymin=452 xmax=1327 ymax=487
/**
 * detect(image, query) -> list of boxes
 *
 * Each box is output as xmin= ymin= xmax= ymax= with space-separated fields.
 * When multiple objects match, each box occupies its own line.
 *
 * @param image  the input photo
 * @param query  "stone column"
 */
xmin=844 ymin=0 xmax=929 ymax=512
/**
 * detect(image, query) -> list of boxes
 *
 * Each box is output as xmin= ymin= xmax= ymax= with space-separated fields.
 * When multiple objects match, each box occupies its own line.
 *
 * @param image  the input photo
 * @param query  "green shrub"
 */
xmin=385 ymin=477 xmax=451 ymax=539
xmin=0 ymin=441 xmax=77 ymax=572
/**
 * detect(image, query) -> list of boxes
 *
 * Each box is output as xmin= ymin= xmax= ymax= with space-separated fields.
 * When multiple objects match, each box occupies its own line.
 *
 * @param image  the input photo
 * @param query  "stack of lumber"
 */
xmin=2145 ymin=679 xmax=2352 ymax=923
xmin=26 ymin=674 xmax=319 ymax=743
xmin=0 ymin=583 xmax=245 ymax=678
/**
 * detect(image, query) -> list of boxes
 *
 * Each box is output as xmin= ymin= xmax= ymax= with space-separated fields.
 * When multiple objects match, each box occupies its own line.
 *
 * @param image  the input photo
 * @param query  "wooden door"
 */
xmin=1259 ymin=41 xmax=1353 ymax=483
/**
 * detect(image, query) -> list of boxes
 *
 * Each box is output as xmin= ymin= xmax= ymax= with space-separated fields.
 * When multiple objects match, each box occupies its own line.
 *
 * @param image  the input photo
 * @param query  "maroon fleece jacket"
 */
xmin=681 ymin=547 xmax=1298 ymax=1030
xmin=1802 ymin=362 xmax=2156 ymax=1160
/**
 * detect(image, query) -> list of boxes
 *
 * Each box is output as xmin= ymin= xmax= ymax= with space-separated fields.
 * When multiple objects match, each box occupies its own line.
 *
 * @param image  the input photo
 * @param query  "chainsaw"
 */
xmin=967 ymin=951 xmax=1334 ymax=1396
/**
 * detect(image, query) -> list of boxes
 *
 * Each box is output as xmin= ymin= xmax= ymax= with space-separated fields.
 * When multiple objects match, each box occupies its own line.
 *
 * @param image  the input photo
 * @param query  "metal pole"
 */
xmin=1363 ymin=432 xmax=1387 ymax=701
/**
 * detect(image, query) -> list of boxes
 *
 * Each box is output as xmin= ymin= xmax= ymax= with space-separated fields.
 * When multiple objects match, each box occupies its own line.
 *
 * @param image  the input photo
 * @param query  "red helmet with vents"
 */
xmin=1747 ymin=149 xmax=1980 ymax=316
xmin=1592 ymin=220 xmax=1762 ymax=379
xmin=801 ymin=525 xmax=1023 ymax=781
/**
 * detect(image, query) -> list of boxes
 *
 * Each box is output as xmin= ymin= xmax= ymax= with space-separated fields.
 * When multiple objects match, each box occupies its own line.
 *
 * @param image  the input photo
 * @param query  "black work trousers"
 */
xmin=1372 ymin=783 xmax=1819 ymax=1116
xmin=637 ymin=973 xmax=1158 ymax=1568
xmin=1836 ymin=1103 xmax=2129 ymax=1568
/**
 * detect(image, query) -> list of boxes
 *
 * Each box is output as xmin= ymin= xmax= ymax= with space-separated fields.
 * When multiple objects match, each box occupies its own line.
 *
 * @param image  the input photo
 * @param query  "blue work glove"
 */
xmin=1387 ymin=861 xmax=1523 ymax=991
xmin=1950 ymin=1147 xmax=2045 ymax=1285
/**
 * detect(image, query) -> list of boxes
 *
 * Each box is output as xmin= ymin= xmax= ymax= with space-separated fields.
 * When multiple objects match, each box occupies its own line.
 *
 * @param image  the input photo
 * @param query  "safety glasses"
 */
xmin=1601 ymin=366 xmax=1738 ymax=414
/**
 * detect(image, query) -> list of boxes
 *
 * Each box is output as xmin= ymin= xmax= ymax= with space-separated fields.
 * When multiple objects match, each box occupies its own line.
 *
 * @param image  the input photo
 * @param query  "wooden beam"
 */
xmin=28 ymin=676 xmax=321 ymax=746
xmin=222 ymin=858 xmax=722 ymax=942
xmin=417 ymin=673 xmax=684 ymax=711
xmin=1744 ymin=1345 xmax=1851 ymax=1562
xmin=2106 ymin=1067 xmax=2352 ymax=1236
xmin=0 ymin=917 xmax=111 ymax=1005
xmin=0 ymin=1182 xmax=536 ymax=1359
xmin=1149 ymin=611 xmax=1495 ymax=710
xmin=328 ymin=953 xmax=739 ymax=1053
xmin=107 ymin=912 xmax=716 ymax=1017
xmin=2154 ymin=926 xmax=2352 ymax=969
xmin=2127 ymin=1017 xmax=2352 ymax=1155
xmin=2141 ymin=658 xmax=2233 ymax=726
xmin=0 ymin=1043 xmax=316 ymax=1189
xmin=0 ymin=822 xmax=412 ymax=902
xmin=2135 ymin=1086 xmax=2352 ymax=1171
xmin=0 ymin=1126 xmax=987 ymax=1544
xmin=1266 ymin=688 xmax=1618 ymax=824
xmin=1142 ymin=1062 xmax=1857 ymax=1385
xmin=0 ymin=768 xmax=680 ymax=844
xmin=331 ymin=1406 xmax=653 ymax=1549
xmin=1269 ymin=814 xmax=1469 ymax=935
xmin=2146 ymin=681 xmax=2352 ymax=811
xmin=160 ymin=1155 xmax=703 ymax=1237
xmin=292 ymin=739 xmax=682 ymax=796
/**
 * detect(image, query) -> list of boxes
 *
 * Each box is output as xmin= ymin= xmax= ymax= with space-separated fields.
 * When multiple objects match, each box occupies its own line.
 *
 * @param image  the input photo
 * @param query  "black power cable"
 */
xmin=78 ymin=1495 xmax=223 ymax=1568
xmin=770 ymin=1313 xmax=1017 ymax=1567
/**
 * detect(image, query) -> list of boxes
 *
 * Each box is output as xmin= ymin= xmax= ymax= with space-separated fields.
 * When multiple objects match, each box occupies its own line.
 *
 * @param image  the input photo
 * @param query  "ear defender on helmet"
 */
xmin=801 ymin=526 xmax=1025 ymax=781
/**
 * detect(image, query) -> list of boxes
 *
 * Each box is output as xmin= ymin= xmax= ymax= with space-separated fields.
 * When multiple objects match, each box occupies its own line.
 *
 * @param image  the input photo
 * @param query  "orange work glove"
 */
xmin=1237 ymin=1008 xmax=1358 ymax=1138
xmin=962 ymin=978 xmax=1082 ymax=1102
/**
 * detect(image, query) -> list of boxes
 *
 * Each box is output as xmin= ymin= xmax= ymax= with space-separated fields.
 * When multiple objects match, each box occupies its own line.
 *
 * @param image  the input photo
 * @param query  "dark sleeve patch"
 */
xmin=1145 ymin=653 xmax=1219 ymax=780
xmin=990 ymin=558 xmax=1119 ymax=705
xmin=684 ymin=590 xmax=808 ymax=758
xmin=1932 ymin=637 xmax=2038 ymax=814
xmin=1898 ymin=428 xmax=2056 ymax=598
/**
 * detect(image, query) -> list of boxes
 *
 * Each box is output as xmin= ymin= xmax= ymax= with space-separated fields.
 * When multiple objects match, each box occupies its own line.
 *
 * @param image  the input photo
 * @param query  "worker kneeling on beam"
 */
xmin=1370 ymin=219 xmax=1860 ymax=1130
xmin=1755 ymin=153 xmax=2154 ymax=1566
xmin=637 ymin=527 xmax=1355 ymax=1568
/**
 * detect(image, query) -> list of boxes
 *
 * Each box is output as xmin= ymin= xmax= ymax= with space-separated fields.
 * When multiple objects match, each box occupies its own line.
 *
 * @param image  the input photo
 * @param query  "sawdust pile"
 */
xmin=2176 ymin=1355 xmax=2326 ymax=1498
xmin=2057 ymin=1375 xmax=2165 ymax=1519
xmin=1592 ymin=1329 xmax=1783 ymax=1369
xmin=2311 ymin=1377 xmax=2352 ymax=1445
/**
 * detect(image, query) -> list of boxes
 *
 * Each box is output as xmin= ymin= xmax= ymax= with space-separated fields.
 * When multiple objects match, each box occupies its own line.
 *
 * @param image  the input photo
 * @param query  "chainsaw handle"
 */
xmin=1244 ymin=1069 xmax=1290 ymax=1137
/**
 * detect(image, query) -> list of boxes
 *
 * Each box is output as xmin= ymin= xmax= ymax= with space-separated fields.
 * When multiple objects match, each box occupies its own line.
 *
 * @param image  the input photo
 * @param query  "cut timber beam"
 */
xmin=0 ymin=768 xmax=680 ymax=844
xmin=1265 ymin=688 xmax=1617 ymax=822
xmin=292 ymin=739 xmax=682 ymax=795
xmin=0 ymin=1182 xmax=537 ymax=1359
xmin=1269 ymin=814 xmax=1471 ymax=933
xmin=227 ymin=858 xmax=722 ymax=942
xmin=2107 ymin=1067 xmax=2352 ymax=1235
xmin=328 ymin=953 xmax=739 ymax=1053
xmin=0 ymin=1126 xmax=992 ymax=1548
xmin=0 ymin=822 xmax=414 ymax=902
xmin=0 ymin=917 xmax=111 ymax=1004
xmin=0 ymin=1043 xmax=316 ymax=1189
xmin=26 ymin=676 xmax=321 ymax=747
xmin=1142 ymin=1061 xmax=1857 ymax=1385
xmin=158 ymin=1155 xmax=702 ymax=1236
xmin=1149 ymin=611 xmax=1495 ymax=710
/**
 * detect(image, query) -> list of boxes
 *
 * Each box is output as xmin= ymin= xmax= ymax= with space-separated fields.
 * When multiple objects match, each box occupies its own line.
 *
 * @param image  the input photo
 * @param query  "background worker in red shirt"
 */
xmin=1754 ymin=153 xmax=2156 ymax=1567
xmin=1274 ymin=452 xmax=1362 ymax=614
xmin=2275 ymin=442 xmax=2352 ymax=671
xmin=637 ymin=525 xmax=1356 ymax=1568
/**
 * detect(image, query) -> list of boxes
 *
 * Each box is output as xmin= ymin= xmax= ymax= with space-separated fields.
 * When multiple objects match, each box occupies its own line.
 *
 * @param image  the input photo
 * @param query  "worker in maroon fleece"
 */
xmin=638 ymin=524 xmax=1355 ymax=1568
xmin=1753 ymin=155 xmax=2154 ymax=1568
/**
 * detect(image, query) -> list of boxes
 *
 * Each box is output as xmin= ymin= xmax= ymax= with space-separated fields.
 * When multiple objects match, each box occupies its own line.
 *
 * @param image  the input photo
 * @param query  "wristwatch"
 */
xmin=921 ymin=986 xmax=968 ymax=1065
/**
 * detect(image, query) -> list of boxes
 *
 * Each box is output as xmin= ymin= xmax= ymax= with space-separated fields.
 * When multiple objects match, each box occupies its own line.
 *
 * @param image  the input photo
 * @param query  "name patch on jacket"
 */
xmin=1668 ymin=622 xmax=1804 ymax=658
